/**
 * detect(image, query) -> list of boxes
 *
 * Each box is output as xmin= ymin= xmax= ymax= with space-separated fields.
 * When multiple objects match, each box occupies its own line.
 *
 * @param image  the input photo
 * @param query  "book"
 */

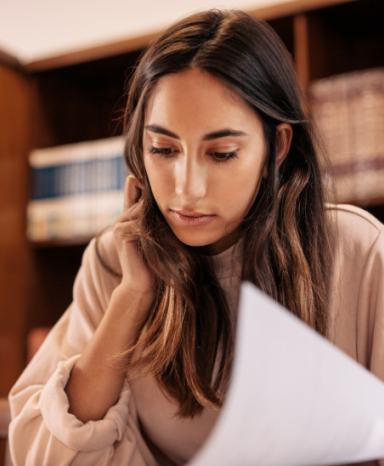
xmin=189 ymin=282 xmax=384 ymax=466
xmin=27 ymin=136 xmax=128 ymax=242
xmin=310 ymin=68 xmax=384 ymax=204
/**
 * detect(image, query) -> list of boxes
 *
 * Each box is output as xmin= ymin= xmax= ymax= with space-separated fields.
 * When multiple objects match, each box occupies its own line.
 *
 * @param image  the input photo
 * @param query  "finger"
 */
xmin=124 ymin=175 xmax=143 ymax=211
xmin=113 ymin=199 xmax=144 ymax=251
xmin=116 ymin=198 xmax=144 ymax=224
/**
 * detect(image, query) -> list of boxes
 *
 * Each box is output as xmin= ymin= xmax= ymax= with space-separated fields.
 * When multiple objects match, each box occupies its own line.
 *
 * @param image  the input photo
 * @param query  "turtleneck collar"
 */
xmin=211 ymin=238 xmax=243 ymax=280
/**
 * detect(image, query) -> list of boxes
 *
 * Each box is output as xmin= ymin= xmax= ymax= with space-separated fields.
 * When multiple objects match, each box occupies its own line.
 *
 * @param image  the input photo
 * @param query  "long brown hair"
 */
xmin=111 ymin=9 xmax=332 ymax=418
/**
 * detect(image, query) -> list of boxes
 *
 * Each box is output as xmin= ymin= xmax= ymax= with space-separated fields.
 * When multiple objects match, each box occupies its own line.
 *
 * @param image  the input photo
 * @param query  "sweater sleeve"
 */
xmin=8 ymin=237 xmax=155 ymax=466
xmin=355 ymin=228 xmax=384 ymax=466
xmin=356 ymin=228 xmax=384 ymax=381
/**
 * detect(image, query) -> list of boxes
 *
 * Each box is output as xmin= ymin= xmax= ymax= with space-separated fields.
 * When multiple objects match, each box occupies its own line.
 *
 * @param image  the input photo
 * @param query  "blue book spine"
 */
xmin=31 ymin=155 xmax=126 ymax=199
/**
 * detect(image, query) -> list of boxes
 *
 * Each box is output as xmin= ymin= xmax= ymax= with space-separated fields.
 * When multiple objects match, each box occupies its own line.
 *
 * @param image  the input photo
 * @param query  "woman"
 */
xmin=9 ymin=9 xmax=384 ymax=466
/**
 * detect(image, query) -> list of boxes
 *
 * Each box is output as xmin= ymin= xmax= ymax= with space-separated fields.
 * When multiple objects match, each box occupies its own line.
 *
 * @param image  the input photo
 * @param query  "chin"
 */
xmin=171 ymin=228 xmax=220 ymax=248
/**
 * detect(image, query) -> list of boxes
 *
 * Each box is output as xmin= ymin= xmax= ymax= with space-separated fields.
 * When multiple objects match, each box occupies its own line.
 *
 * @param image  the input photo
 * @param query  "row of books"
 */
xmin=28 ymin=136 xmax=128 ymax=242
xmin=310 ymin=68 xmax=384 ymax=202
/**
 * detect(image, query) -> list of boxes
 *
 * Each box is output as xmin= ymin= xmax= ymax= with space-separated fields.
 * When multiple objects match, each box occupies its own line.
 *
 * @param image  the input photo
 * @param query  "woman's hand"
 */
xmin=66 ymin=176 xmax=155 ymax=423
xmin=113 ymin=175 xmax=154 ymax=315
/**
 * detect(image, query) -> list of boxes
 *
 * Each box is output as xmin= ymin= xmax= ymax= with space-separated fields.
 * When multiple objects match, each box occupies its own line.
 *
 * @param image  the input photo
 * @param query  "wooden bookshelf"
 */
xmin=0 ymin=0 xmax=383 ymax=396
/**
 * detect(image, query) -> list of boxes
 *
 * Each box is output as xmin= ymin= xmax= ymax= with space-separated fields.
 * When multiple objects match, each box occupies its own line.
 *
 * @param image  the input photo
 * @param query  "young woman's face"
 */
xmin=143 ymin=68 xmax=284 ymax=253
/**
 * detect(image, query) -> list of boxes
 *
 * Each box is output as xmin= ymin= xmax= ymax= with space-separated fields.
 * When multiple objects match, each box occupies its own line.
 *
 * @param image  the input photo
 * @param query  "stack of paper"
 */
xmin=190 ymin=283 xmax=384 ymax=466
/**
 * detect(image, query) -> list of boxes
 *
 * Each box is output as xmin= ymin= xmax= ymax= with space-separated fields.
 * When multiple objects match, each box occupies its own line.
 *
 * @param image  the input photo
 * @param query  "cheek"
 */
xmin=227 ymin=182 xmax=258 ymax=221
xmin=219 ymin=163 xmax=262 ymax=221
xmin=144 ymin=156 xmax=174 ymax=205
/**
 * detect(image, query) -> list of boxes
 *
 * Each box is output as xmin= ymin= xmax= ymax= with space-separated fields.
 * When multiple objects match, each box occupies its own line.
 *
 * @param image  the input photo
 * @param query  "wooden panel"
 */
xmin=27 ymin=245 xmax=87 ymax=331
xmin=307 ymin=0 xmax=384 ymax=81
xmin=293 ymin=14 xmax=310 ymax=90
xmin=0 ymin=440 xmax=6 ymax=466
xmin=268 ymin=16 xmax=295 ymax=58
xmin=32 ymin=49 xmax=141 ymax=148
xmin=0 ymin=65 xmax=31 ymax=396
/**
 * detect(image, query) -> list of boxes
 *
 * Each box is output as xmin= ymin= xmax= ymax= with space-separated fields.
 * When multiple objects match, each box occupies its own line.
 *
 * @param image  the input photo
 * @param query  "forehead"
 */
xmin=144 ymin=67 xmax=261 ymax=136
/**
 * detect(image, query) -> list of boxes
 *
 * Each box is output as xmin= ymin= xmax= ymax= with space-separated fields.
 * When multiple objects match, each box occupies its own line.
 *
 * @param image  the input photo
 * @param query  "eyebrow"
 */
xmin=144 ymin=124 xmax=247 ymax=140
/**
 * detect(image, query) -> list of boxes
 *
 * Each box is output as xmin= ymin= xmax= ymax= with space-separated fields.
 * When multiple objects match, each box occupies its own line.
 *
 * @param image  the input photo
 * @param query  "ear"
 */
xmin=276 ymin=123 xmax=293 ymax=167
xmin=262 ymin=123 xmax=293 ymax=178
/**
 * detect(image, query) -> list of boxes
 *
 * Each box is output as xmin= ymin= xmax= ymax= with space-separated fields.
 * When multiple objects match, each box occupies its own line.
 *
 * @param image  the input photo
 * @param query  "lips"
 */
xmin=170 ymin=210 xmax=216 ymax=227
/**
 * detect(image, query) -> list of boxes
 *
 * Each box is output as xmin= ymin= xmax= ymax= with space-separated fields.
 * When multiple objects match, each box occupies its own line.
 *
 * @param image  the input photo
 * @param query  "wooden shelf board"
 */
xmin=250 ymin=0 xmax=357 ymax=20
xmin=29 ymin=235 xmax=94 ymax=248
xmin=25 ymin=0 xmax=358 ymax=72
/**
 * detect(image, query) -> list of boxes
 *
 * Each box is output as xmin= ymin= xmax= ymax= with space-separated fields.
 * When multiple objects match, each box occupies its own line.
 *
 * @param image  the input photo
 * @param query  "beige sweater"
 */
xmin=8 ymin=204 xmax=384 ymax=466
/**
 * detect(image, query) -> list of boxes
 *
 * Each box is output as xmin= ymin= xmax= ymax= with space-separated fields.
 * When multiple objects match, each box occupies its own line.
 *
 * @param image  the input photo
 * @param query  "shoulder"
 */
xmin=325 ymin=203 xmax=383 ymax=232
xmin=325 ymin=205 xmax=384 ymax=369
xmin=325 ymin=203 xmax=384 ymax=257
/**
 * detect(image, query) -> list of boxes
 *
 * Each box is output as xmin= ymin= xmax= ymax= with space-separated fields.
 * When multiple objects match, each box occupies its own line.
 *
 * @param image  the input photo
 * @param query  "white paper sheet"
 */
xmin=189 ymin=282 xmax=384 ymax=466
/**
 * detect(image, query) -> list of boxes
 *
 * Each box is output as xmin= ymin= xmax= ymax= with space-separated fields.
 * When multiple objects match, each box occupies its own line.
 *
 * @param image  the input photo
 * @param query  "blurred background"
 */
xmin=0 ymin=0 xmax=384 ymax=458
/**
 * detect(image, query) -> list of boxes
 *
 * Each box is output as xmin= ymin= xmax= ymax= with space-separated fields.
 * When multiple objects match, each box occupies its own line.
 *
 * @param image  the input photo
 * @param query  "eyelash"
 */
xmin=148 ymin=146 xmax=238 ymax=163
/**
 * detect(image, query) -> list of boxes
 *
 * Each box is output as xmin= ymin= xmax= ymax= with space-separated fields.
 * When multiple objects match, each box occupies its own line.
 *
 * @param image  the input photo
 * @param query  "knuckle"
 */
xmin=113 ymin=222 xmax=124 ymax=238
xmin=113 ymin=221 xmax=136 ymax=243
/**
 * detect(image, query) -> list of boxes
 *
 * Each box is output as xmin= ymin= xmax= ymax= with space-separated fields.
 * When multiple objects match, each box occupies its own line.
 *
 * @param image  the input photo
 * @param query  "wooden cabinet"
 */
xmin=0 ymin=0 xmax=383 ymax=395
xmin=0 ymin=58 xmax=31 ymax=395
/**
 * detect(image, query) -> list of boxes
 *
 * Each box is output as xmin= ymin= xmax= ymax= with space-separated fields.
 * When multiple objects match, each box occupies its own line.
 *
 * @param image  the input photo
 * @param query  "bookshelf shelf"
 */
xmin=29 ymin=236 xmax=94 ymax=249
xmin=0 ymin=0 xmax=383 ymax=396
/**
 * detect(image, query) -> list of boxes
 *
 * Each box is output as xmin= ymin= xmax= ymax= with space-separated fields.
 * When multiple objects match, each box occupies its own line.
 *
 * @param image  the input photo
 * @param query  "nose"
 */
xmin=175 ymin=153 xmax=207 ymax=204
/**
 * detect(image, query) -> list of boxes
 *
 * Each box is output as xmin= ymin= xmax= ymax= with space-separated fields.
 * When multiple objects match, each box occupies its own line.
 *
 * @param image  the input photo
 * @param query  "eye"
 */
xmin=149 ymin=146 xmax=177 ymax=157
xmin=209 ymin=151 xmax=238 ymax=163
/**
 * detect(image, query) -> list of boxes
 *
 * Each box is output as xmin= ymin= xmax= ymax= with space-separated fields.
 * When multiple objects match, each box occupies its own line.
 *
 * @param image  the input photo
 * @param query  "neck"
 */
xmin=208 ymin=226 xmax=241 ymax=255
